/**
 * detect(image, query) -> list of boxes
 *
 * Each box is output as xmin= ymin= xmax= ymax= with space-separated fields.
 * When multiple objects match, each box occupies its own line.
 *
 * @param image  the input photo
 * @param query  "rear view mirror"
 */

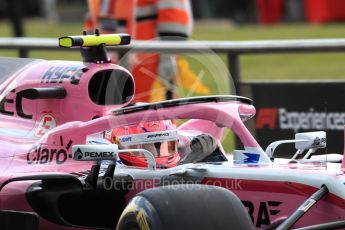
xmin=265 ymin=131 xmax=326 ymax=159
xmin=72 ymin=144 xmax=156 ymax=170
xmin=295 ymin=131 xmax=326 ymax=150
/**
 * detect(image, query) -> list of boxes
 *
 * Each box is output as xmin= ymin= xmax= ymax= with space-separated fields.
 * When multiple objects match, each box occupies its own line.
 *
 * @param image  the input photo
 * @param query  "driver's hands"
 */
xmin=190 ymin=134 xmax=216 ymax=154
xmin=157 ymin=54 xmax=177 ymax=87
xmin=179 ymin=134 xmax=217 ymax=164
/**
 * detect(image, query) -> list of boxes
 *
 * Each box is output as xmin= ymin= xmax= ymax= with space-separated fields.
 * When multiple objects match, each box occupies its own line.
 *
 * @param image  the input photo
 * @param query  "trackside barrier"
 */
xmin=1 ymin=37 xmax=345 ymax=155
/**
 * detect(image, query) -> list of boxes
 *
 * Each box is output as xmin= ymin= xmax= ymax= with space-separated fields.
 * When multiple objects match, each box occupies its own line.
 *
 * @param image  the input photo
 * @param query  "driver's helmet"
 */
xmin=110 ymin=120 xmax=180 ymax=168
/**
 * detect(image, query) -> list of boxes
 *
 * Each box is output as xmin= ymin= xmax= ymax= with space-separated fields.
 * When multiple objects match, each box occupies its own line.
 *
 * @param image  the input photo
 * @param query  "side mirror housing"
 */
xmin=72 ymin=144 xmax=156 ymax=170
xmin=295 ymin=131 xmax=326 ymax=150
xmin=265 ymin=131 xmax=326 ymax=158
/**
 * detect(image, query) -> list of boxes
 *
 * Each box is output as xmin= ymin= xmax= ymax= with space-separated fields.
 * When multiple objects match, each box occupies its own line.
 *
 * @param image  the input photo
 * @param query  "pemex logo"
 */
xmin=73 ymin=148 xmax=84 ymax=160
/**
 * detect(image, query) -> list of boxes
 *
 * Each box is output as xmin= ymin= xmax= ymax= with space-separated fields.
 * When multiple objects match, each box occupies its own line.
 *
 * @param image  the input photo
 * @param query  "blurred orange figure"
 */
xmin=85 ymin=0 xmax=194 ymax=102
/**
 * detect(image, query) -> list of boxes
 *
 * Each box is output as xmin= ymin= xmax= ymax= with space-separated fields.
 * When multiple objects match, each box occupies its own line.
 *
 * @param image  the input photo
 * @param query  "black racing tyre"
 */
xmin=116 ymin=184 xmax=253 ymax=230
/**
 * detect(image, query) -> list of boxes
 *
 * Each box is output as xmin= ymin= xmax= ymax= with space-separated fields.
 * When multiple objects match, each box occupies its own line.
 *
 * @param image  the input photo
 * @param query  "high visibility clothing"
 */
xmin=85 ymin=0 xmax=195 ymax=102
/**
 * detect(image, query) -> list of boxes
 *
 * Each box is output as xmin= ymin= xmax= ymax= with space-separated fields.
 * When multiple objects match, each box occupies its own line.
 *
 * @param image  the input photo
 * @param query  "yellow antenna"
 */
xmin=58 ymin=31 xmax=131 ymax=63
xmin=59 ymin=33 xmax=131 ymax=48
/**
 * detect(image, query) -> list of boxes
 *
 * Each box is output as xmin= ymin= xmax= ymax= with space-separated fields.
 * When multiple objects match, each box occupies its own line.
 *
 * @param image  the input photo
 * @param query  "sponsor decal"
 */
xmin=84 ymin=151 xmax=115 ymax=158
xmin=242 ymin=153 xmax=260 ymax=164
xmin=256 ymin=107 xmax=345 ymax=132
xmin=27 ymin=137 xmax=73 ymax=164
xmin=119 ymin=136 xmax=132 ymax=143
xmin=233 ymin=150 xmax=262 ymax=164
xmin=118 ymin=130 xmax=178 ymax=146
xmin=0 ymin=67 xmax=82 ymax=120
xmin=74 ymin=147 xmax=83 ymax=160
xmin=147 ymin=133 xmax=169 ymax=138
xmin=313 ymin=136 xmax=326 ymax=147
xmin=242 ymin=200 xmax=282 ymax=228
xmin=35 ymin=114 xmax=56 ymax=137
xmin=27 ymin=146 xmax=69 ymax=164
xmin=136 ymin=209 xmax=150 ymax=230
xmin=0 ymin=88 xmax=33 ymax=119
xmin=72 ymin=147 xmax=115 ymax=160
xmin=41 ymin=66 xmax=84 ymax=85
xmin=0 ymin=90 xmax=15 ymax=116
xmin=255 ymin=108 xmax=278 ymax=129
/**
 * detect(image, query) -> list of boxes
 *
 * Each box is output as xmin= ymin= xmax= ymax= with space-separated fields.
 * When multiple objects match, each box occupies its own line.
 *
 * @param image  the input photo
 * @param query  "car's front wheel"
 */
xmin=116 ymin=184 xmax=253 ymax=230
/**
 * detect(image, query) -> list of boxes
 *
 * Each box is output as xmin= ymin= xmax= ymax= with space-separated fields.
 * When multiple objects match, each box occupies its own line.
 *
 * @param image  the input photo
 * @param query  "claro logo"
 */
xmin=27 ymin=137 xmax=73 ymax=164
xmin=27 ymin=145 xmax=70 ymax=164
xmin=256 ymin=108 xmax=345 ymax=132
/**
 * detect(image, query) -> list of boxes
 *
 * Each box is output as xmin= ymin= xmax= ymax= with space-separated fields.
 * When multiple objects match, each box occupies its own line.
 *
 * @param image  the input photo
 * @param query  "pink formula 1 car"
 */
xmin=0 ymin=33 xmax=344 ymax=230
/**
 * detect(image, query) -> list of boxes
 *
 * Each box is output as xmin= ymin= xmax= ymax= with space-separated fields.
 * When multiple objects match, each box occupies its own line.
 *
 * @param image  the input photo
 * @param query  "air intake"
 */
xmin=88 ymin=69 xmax=134 ymax=105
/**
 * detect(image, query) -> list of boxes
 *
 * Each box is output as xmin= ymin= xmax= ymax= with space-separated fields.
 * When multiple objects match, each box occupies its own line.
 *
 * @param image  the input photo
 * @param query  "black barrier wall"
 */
xmin=240 ymin=81 xmax=345 ymax=158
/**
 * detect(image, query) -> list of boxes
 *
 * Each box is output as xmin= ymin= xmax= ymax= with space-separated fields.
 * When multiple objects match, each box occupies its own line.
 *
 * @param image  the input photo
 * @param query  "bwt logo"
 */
xmin=256 ymin=107 xmax=345 ymax=132
xmin=119 ymin=136 xmax=132 ymax=142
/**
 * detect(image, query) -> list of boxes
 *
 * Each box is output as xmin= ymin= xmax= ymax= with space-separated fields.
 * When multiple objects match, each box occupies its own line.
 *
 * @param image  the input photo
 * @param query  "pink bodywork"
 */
xmin=0 ymin=60 xmax=135 ymax=229
xmin=0 ymin=60 xmax=134 ymax=173
xmin=0 ymin=58 xmax=344 ymax=229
